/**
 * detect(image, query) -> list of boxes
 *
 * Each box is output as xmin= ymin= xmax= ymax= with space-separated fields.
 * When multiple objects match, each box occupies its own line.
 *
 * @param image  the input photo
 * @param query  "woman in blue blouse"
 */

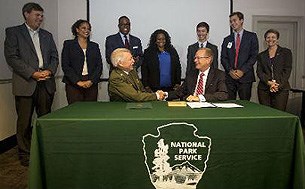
xmin=141 ymin=29 xmax=181 ymax=92
xmin=62 ymin=19 xmax=103 ymax=104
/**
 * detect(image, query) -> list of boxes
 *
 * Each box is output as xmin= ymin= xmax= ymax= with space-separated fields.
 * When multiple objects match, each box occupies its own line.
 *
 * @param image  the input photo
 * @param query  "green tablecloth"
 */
xmin=29 ymin=101 xmax=305 ymax=189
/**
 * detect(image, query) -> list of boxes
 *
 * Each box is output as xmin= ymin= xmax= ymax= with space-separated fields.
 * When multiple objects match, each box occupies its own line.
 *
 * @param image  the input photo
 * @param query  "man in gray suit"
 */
xmin=4 ymin=3 xmax=58 ymax=166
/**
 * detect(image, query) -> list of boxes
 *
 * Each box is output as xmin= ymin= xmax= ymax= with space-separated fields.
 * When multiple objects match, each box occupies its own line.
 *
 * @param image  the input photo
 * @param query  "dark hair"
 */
xmin=71 ymin=19 xmax=91 ymax=38
xmin=22 ymin=2 xmax=43 ymax=19
xmin=196 ymin=22 xmax=210 ymax=33
xmin=229 ymin=11 xmax=244 ymax=20
xmin=118 ymin=16 xmax=130 ymax=24
xmin=148 ymin=29 xmax=172 ymax=52
xmin=264 ymin=29 xmax=280 ymax=39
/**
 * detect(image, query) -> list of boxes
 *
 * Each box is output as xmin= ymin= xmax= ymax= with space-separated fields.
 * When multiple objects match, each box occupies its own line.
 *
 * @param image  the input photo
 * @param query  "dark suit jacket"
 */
xmin=4 ymin=24 xmax=58 ymax=96
xmin=61 ymin=39 xmax=103 ymax=85
xmin=168 ymin=68 xmax=228 ymax=101
xmin=108 ymin=68 xmax=157 ymax=102
xmin=186 ymin=42 xmax=218 ymax=75
xmin=141 ymin=46 xmax=181 ymax=91
xmin=221 ymin=30 xmax=258 ymax=83
xmin=256 ymin=46 xmax=292 ymax=91
xmin=105 ymin=32 xmax=143 ymax=69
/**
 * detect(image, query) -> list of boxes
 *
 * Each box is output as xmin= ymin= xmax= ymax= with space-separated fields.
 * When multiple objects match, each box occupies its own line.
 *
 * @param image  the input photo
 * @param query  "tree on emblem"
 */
xmin=152 ymin=139 xmax=172 ymax=179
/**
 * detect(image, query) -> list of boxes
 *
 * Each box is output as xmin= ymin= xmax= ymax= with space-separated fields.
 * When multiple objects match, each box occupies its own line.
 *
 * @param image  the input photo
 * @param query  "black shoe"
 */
xmin=19 ymin=155 xmax=29 ymax=167
xmin=20 ymin=159 xmax=29 ymax=166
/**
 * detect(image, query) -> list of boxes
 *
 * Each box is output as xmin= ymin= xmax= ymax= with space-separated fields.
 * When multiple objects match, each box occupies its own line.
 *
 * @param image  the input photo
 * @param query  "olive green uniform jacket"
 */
xmin=108 ymin=68 xmax=157 ymax=102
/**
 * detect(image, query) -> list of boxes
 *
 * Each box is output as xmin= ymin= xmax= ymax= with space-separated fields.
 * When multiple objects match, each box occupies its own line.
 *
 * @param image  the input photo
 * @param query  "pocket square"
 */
xmin=133 ymin=46 xmax=138 ymax=49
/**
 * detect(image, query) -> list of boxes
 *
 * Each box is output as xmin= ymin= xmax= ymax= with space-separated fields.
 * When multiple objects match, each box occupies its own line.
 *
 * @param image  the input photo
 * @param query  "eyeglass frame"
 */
xmin=193 ymin=56 xmax=211 ymax=61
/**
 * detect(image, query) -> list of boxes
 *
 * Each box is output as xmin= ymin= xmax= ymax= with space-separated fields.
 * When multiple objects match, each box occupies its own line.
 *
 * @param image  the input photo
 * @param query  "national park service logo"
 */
xmin=142 ymin=122 xmax=211 ymax=189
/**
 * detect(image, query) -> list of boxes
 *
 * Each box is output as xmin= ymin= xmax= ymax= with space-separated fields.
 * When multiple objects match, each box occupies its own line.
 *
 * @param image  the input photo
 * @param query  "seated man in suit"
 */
xmin=108 ymin=48 xmax=164 ymax=102
xmin=167 ymin=48 xmax=228 ymax=102
xmin=105 ymin=16 xmax=143 ymax=72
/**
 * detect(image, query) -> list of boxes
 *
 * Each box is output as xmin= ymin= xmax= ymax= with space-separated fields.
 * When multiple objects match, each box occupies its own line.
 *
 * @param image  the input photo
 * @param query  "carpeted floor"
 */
xmin=0 ymin=146 xmax=28 ymax=189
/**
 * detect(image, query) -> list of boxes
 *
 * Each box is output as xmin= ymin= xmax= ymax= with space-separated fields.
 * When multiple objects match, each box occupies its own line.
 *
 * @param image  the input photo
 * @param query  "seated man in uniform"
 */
xmin=108 ymin=48 xmax=164 ymax=102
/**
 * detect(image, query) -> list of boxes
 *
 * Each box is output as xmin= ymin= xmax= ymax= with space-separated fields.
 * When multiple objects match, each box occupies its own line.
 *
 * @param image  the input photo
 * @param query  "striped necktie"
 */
xmin=196 ymin=72 xmax=205 ymax=95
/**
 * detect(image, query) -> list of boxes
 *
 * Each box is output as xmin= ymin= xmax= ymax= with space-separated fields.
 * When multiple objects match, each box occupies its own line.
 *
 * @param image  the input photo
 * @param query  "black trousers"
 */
xmin=15 ymin=81 xmax=54 ymax=158
xmin=226 ymin=78 xmax=253 ymax=100
xmin=65 ymin=75 xmax=98 ymax=105
xmin=258 ymin=89 xmax=289 ymax=111
xmin=65 ymin=84 xmax=98 ymax=105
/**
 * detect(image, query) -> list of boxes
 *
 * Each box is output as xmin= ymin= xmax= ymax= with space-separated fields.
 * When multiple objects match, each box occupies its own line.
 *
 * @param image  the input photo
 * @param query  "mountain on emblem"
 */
xmin=142 ymin=123 xmax=211 ymax=189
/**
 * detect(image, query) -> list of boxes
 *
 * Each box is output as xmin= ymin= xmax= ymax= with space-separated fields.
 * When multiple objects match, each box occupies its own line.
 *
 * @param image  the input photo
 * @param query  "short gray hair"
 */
xmin=110 ymin=48 xmax=131 ymax=67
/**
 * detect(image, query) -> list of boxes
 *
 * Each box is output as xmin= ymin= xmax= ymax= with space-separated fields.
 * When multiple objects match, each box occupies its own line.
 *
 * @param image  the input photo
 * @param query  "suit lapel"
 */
xmin=205 ymin=68 xmax=214 ymax=91
xmin=129 ymin=70 xmax=142 ymax=90
xmin=39 ymin=30 xmax=47 ymax=65
xmin=118 ymin=69 xmax=140 ymax=90
xmin=116 ymin=33 xmax=125 ymax=46
xmin=239 ymin=30 xmax=248 ymax=50
xmin=72 ymin=39 xmax=84 ymax=56
xmin=228 ymin=34 xmax=235 ymax=56
xmin=20 ymin=24 xmax=37 ymax=56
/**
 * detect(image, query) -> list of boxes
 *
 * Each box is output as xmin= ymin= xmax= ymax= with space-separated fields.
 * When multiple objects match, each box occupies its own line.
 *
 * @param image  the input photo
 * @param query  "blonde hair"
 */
xmin=110 ymin=48 xmax=131 ymax=67
xmin=198 ymin=47 xmax=214 ymax=62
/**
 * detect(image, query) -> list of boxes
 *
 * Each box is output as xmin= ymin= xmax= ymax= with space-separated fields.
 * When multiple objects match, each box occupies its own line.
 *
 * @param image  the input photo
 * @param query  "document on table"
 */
xmin=212 ymin=103 xmax=243 ymax=108
xmin=187 ymin=102 xmax=216 ymax=108
xmin=187 ymin=102 xmax=243 ymax=109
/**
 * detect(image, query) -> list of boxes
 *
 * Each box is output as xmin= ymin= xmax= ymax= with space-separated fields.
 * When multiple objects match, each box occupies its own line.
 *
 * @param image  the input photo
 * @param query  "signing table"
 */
xmin=29 ymin=101 xmax=305 ymax=189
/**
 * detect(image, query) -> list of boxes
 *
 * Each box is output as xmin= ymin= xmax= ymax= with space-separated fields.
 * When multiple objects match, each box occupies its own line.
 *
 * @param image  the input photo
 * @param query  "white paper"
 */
xmin=212 ymin=103 xmax=243 ymax=108
xmin=187 ymin=102 xmax=216 ymax=109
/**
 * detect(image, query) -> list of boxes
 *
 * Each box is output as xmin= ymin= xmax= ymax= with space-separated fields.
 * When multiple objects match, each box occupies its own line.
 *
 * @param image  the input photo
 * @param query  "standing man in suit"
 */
xmin=186 ymin=22 xmax=218 ymax=76
xmin=221 ymin=12 xmax=258 ymax=100
xmin=108 ymin=48 xmax=164 ymax=102
xmin=167 ymin=48 xmax=228 ymax=102
xmin=4 ymin=3 xmax=58 ymax=166
xmin=105 ymin=16 xmax=143 ymax=72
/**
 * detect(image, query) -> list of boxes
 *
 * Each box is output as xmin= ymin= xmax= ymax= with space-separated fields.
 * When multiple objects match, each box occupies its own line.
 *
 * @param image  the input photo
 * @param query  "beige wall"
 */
xmin=0 ymin=0 xmax=85 ymax=140
xmin=0 ymin=83 xmax=17 ymax=140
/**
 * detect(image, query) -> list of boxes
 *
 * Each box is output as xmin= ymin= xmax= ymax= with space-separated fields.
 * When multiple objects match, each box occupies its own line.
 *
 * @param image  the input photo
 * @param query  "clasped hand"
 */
xmin=32 ymin=70 xmax=51 ymax=81
xmin=229 ymin=69 xmax=244 ymax=80
xmin=268 ymin=80 xmax=279 ymax=92
xmin=77 ymin=80 xmax=93 ymax=88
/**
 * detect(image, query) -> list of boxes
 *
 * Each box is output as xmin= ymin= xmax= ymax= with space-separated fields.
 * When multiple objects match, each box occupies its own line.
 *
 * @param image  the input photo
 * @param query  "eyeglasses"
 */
xmin=194 ymin=56 xmax=210 ymax=60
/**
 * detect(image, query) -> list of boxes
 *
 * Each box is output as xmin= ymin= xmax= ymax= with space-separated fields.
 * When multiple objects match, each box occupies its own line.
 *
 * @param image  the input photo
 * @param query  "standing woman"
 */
xmin=141 ymin=29 xmax=181 ymax=92
xmin=256 ymin=29 xmax=292 ymax=111
xmin=62 ymin=19 xmax=103 ymax=104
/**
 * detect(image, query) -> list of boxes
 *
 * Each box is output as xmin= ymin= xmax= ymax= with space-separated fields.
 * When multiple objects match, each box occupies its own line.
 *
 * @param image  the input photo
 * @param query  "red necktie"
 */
xmin=234 ymin=33 xmax=241 ymax=69
xmin=196 ymin=72 xmax=205 ymax=95
xmin=124 ymin=35 xmax=130 ymax=49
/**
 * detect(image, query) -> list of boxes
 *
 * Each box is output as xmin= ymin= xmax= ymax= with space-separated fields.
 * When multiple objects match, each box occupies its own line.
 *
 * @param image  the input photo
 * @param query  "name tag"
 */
xmin=227 ymin=42 xmax=232 ymax=49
